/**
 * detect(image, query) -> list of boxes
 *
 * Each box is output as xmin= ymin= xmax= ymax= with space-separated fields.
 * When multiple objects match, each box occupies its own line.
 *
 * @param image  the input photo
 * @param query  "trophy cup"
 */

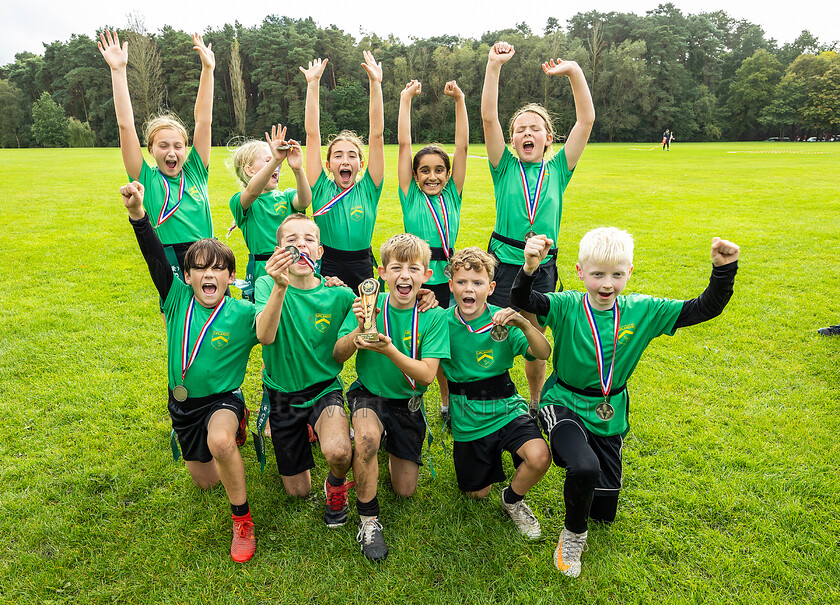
xmin=358 ymin=278 xmax=380 ymax=342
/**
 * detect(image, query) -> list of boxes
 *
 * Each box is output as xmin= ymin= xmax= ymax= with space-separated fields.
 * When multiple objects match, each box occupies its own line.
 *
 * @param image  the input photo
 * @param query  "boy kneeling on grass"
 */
xmin=441 ymin=247 xmax=551 ymax=539
xmin=334 ymin=234 xmax=449 ymax=561
xmin=120 ymin=181 xmax=278 ymax=564
xmin=511 ymin=228 xmax=739 ymax=578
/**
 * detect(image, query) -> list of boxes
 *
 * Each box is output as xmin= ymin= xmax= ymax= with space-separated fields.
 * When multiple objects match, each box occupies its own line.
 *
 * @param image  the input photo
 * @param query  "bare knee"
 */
xmin=392 ymin=481 xmax=417 ymax=498
xmin=207 ymin=433 xmax=237 ymax=461
xmin=465 ymin=486 xmax=492 ymax=499
xmin=322 ymin=440 xmax=353 ymax=471
xmin=192 ymin=476 xmax=219 ymax=490
xmin=354 ymin=429 xmax=381 ymax=461
xmin=282 ymin=475 xmax=312 ymax=498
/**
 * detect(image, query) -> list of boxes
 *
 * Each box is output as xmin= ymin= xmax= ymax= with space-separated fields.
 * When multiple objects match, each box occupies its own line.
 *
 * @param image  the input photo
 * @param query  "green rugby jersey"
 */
xmin=311 ymin=169 xmax=381 ymax=251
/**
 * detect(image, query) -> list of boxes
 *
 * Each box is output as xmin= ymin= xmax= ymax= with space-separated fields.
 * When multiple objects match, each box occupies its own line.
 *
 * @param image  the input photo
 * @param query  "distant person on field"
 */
xmin=662 ymin=129 xmax=674 ymax=150
xmin=511 ymin=228 xmax=739 ymax=578
xmin=481 ymin=40 xmax=595 ymax=407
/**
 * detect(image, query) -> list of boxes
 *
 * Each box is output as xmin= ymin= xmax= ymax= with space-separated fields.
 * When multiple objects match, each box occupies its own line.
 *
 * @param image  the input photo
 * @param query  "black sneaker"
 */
xmin=817 ymin=324 xmax=840 ymax=336
xmin=356 ymin=516 xmax=388 ymax=561
xmin=323 ymin=478 xmax=354 ymax=528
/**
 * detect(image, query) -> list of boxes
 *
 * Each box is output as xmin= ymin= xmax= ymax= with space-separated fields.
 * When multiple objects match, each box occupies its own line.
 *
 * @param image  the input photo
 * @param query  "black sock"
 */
xmin=356 ymin=495 xmax=380 ymax=517
xmin=327 ymin=471 xmax=345 ymax=487
xmin=231 ymin=501 xmax=250 ymax=517
xmin=503 ymin=486 xmax=524 ymax=505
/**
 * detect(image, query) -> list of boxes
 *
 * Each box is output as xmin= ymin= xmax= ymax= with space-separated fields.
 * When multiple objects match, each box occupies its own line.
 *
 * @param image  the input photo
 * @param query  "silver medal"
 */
xmin=284 ymin=246 xmax=301 ymax=263
xmin=408 ymin=395 xmax=422 ymax=413
xmin=443 ymin=264 xmax=452 ymax=279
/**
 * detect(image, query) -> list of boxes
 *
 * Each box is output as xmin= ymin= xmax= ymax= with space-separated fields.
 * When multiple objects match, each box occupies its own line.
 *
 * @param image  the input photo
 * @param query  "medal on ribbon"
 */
xmin=453 ymin=305 xmax=495 ymax=335
xmin=518 ymin=160 xmax=546 ymax=240
xmin=423 ymin=191 xmax=451 ymax=261
xmin=384 ymin=294 xmax=421 ymax=411
xmin=156 ymin=170 xmax=186 ymax=228
xmin=582 ymin=296 xmax=620 ymax=421
xmin=312 ymin=182 xmax=355 ymax=217
xmin=175 ymin=296 xmax=226 ymax=401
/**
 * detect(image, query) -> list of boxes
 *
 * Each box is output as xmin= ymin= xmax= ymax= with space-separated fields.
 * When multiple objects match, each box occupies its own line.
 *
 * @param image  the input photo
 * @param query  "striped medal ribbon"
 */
xmin=453 ymin=305 xmax=494 ymax=334
xmin=423 ymin=192 xmax=451 ymax=258
xmin=178 ymin=296 xmax=226 ymax=390
xmin=312 ymin=182 xmax=355 ymax=217
xmin=156 ymin=170 xmax=186 ymax=228
xmin=383 ymin=294 xmax=420 ymax=391
xmin=582 ymin=296 xmax=620 ymax=421
xmin=518 ymin=160 xmax=546 ymax=236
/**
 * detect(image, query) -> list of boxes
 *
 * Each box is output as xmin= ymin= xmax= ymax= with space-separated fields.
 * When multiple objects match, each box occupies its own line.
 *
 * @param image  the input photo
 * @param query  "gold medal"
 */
xmin=173 ymin=385 xmax=189 ymax=402
xmin=595 ymin=399 xmax=615 ymax=421
xmin=284 ymin=246 xmax=301 ymax=263
xmin=525 ymin=230 xmax=537 ymax=241
xmin=490 ymin=324 xmax=509 ymax=342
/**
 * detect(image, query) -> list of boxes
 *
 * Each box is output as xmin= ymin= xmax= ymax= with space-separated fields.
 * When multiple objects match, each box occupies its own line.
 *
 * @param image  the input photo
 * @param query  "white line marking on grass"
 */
xmin=726 ymin=150 xmax=839 ymax=154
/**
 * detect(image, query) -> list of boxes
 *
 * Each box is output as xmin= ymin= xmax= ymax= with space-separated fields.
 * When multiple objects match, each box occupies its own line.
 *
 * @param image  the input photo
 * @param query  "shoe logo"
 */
xmin=618 ymin=323 xmax=635 ymax=345
xmin=315 ymin=313 xmax=331 ymax=333
xmin=211 ymin=330 xmax=230 ymax=349
xmin=555 ymin=545 xmax=571 ymax=571
xmin=350 ymin=204 xmax=364 ymax=221
xmin=476 ymin=349 xmax=494 ymax=368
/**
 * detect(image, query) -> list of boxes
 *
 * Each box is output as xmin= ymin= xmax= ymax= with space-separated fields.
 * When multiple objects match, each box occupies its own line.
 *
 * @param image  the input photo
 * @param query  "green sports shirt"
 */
xmin=399 ymin=179 xmax=462 ymax=285
xmin=229 ymin=188 xmax=300 ymax=256
xmin=441 ymin=304 xmax=536 ymax=442
xmin=311 ymin=170 xmax=382 ymax=251
xmin=489 ymin=146 xmax=573 ymax=265
xmin=162 ymin=279 xmax=259 ymax=398
xmin=338 ymin=294 xmax=450 ymax=400
xmin=538 ymin=290 xmax=683 ymax=437
xmin=255 ymin=275 xmax=355 ymax=405
xmin=137 ymin=147 xmax=213 ymax=245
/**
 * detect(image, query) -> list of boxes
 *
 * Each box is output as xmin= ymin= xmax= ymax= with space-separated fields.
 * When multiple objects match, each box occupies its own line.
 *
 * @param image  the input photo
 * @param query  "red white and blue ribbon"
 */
xmin=312 ymin=182 xmax=354 ymax=217
xmin=453 ymin=305 xmax=494 ymax=334
xmin=383 ymin=294 xmax=419 ymax=389
xmin=582 ymin=296 xmax=620 ymax=399
xmin=157 ymin=170 xmax=186 ymax=227
xmin=181 ymin=296 xmax=226 ymax=382
xmin=518 ymin=160 xmax=546 ymax=228
xmin=423 ymin=192 xmax=450 ymax=257
xmin=297 ymin=249 xmax=317 ymax=271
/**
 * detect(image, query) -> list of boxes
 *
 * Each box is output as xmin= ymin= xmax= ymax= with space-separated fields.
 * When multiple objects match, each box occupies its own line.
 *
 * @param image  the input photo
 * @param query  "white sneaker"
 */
xmin=501 ymin=488 xmax=541 ymax=539
xmin=554 ymin=528 xmax=588 ymax=577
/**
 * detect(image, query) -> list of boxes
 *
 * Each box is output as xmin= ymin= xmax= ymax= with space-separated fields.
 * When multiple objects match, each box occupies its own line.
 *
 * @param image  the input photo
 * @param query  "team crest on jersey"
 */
xmin=315 ymin=313 xmax=331 ymax=333
xmin=618 ymin=323 xmax=635 ymax=345
xmin=187 ymin=186 xmax=200 ymax=199
xmin=211 ymin=330 xmax=230 ymax=350
xmin=350 ymin=204 xmax=364 ymax=221
xmin=476 ymin=349 xmax=494 ymax=368
xmin=274 ymin=199 xmax=287 ymax=213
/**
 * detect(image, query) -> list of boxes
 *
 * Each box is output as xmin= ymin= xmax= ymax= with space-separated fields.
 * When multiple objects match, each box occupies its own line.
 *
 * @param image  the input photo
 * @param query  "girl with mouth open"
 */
xmin=301 ymin=52 xmax=385 ymax=294
xmin=481 ymin=40 xmax=595 ymax=406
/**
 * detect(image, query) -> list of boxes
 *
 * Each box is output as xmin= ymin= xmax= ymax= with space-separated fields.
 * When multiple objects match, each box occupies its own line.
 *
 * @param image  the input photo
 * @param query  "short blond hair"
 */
xmin=578 ymin=227 xmax=634 ymax=266
xmin=276 ymin=214 xmax=320 ymax=245
xmin=144 ymin=113 xmax=189 ymax=152
xmin=508 ymin=103 xmax=556 ymax=158
xmin=326 ymin=130 xmax=365 ymax=164
xmin=380 ymin=233 xmax=431 ymax=270
xmin=229 ymin=139 xmax=270 ymax=187
xmin=448 ymin=247 xmax=497 ymax=282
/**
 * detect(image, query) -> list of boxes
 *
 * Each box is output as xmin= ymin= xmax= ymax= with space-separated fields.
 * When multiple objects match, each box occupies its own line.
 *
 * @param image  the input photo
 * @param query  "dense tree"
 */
xmin=31 ymin=91 xmax=69 ymax=147
xmin=0 ymin=79 xmax=30 ymax=147
xmin=724 ymin=49 xmax=783 ymax=139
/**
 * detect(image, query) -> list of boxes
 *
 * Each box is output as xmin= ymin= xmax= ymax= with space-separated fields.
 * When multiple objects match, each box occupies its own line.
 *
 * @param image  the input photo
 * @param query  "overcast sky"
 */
xmin=2 ymin=0 xmax=837 ymax=65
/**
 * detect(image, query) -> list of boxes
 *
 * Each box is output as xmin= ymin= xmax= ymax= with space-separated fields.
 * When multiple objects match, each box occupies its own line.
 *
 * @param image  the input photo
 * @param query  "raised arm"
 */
xmin=240 ymin=124 xmax=288 ymax=210
xmin=398 ymin=80 xmax=421 ymax=196
xmin=481 ymin=42 xmax=515 ymax=169
xmin=673 ymin=238 xmax=740 ymax=329
xmin=287 ymin=140 xmax=312 ymax=211
xmin=362 ymin=50 xmax=385 ymax=188
xmin=510 ymin=235 xmax=553 ymax=315
xmin=444 ymin=80 xmax=468 ymax=196
xmin=542 ymin=59 xmax=594 ymax=170
xmin=191 ymin=33 xmax=215 ymax=167
xmin=120 ymin=182 xmax=174 ymax=300
xmin=99 ymin=30 xmax=143 ymax=180
xmin=255 ymin=248 xmax=294 ymax=344
xmin=301 ymin=58 xmax=329 ymax=187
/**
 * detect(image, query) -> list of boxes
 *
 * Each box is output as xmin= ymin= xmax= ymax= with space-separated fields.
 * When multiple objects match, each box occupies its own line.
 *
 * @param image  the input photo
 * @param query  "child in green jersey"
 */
xmin=301 ymin=52 xmax=385 ymax=293
xmin=334 ymin=234 xmax=450 ymax=561
xmin=511 ymin=228 xmax=740 ymax=578
xmin=397 ymin=77 xmax=469 ymax=421
xmin=442 ymin=247 xmax=551 ymax=540
xmin=100 ymin=30 xmax=216 ymax=279
xmin=254 ymin=214 xmax=356 ymax=527
xmin=481 ymin=40 xmax=595 ymax=407
xmin=119 ymin=181 xmax=285 ymax=564
xmin=228 ymin=124 xmax=312 ymax=301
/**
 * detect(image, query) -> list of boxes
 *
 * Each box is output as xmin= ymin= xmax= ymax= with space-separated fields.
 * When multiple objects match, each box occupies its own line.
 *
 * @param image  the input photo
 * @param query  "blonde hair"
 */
xmin=326 ymin=130 xmax=365 ymax=164
xmin=508 ymin=103 xmax=556 ymax=157
xmin=228 ymin=139 xmax=270 ymax=187
xmin=144 ymin=113 xmax=189 ymax=152
xmin=578 ymin=227 xmax=634 ymax=266
xmin=380 ymin=233 xmax=431 ymax=270
xmin=276 ymin=214 xmax=320 ymax=245
xmin=448 ymin=247 xmax=497 ymax=282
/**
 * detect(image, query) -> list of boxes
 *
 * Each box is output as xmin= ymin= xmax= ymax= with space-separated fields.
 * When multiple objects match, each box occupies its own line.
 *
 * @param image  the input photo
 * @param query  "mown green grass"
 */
xmin=1 ymin=142 xmax=839 ymax=603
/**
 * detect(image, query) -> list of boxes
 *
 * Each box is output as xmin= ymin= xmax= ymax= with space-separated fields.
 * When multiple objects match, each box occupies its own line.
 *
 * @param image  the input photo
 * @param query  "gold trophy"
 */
xmin=358 ymin=278 xmax=380 ymax=342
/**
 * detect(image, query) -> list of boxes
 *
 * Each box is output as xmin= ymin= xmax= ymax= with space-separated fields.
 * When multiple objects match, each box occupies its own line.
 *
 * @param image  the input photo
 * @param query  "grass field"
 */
xmin=1 ymin=142 xmax=839 ymax=603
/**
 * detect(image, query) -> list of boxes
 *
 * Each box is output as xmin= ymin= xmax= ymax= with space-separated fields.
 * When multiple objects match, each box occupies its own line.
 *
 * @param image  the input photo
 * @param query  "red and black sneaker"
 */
xmin=230 ymin=513 xmax=256 ymax=563
xmin=324 ymin=478 xmax=354 ymax=527
xmin=236 ymin=408 xmax=250 ymax=447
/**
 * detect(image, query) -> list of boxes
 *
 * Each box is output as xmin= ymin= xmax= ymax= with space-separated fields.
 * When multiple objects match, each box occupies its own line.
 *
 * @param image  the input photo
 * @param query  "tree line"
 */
xmin=1 ymin=4 xmax=837 ymax=148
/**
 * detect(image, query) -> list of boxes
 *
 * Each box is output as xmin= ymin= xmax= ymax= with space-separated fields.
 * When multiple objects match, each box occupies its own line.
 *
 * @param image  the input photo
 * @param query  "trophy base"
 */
xmin=358 ymin=332 xmax=380 ymax=343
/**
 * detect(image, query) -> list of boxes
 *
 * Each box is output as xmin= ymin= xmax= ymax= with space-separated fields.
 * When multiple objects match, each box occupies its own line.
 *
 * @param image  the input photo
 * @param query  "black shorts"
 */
xmin=453 ymin=414 xmax=544 ymax=492
xmin=487 ymin=256 xmax=560 ymax=309
xmin=266 ymin=387 xmax=346 ymax=476
xmin=426 ymin=282 xmax=453 ymax=308
xmin=538 ymin=404 xmax=623 ymax=494
xmin=320 ymin=246 xmax=376 ymax=294
xmin=347 ymin=386 xmax=427 ymax=465
xmin=168 ymin=389 xmax=245 ymax=463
